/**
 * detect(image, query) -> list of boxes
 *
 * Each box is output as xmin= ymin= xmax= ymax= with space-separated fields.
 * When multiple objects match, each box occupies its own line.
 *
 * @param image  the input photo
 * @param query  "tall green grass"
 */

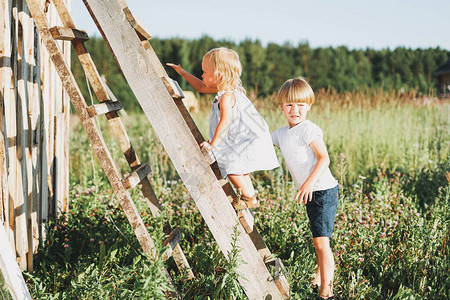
xmin=25 ymin=90 xmax=449 ymax=299
xmin=70 ymin=89 xmax=448 ymax=188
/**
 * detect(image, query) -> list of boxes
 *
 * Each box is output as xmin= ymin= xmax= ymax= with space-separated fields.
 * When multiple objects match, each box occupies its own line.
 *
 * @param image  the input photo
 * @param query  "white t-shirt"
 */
xmin=272 ymin=120 xmax=337 ymax=191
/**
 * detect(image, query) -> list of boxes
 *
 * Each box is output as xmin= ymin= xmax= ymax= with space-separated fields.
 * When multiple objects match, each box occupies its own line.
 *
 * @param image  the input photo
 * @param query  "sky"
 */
xmin=72 ymin=0 xmax=450 ymax=50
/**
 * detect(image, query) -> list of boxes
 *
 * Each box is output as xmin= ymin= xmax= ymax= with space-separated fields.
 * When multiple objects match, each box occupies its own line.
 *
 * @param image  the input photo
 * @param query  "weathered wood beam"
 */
xmin=162 ymin=228 xmax=181 ymax=261
xmin=274 ymin=258 xmax=290 ymax=299
xmin=122 ymin=164 xmax=152 ymax=190
xmin=50 ymin=26 xmax=89 ymax=42
xmin=0 ymin=224 xmax=31 ymax=299
xmin=117 ymin=0 xmax=152 ymax=41
xmin=162 ymin=76 xmax=184 ymax=100
xmin=87 ymin=100 xmax=123 ymax=117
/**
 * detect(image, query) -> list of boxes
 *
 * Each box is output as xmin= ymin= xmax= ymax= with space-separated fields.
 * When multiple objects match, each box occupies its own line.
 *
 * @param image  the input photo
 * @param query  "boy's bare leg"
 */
xmin=313 ymin=237 xmax=335 ymax=297
xmin=227 ymin=174 xmax=255 ymax=198
xmin=312 ymin=259 xmax=321 ymax=286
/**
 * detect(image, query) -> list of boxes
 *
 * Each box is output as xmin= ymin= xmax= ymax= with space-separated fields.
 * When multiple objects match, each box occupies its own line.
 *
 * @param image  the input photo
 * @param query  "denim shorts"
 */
xmin=306 ymin=185 xmax=339 ymax=238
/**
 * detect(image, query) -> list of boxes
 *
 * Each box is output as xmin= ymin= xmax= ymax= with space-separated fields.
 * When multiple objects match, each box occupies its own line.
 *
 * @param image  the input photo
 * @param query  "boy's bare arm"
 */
xmin=166 ymin=63 xmax=217 ymax=94
xmin=295 ymin=138 xmax=330 ymax=204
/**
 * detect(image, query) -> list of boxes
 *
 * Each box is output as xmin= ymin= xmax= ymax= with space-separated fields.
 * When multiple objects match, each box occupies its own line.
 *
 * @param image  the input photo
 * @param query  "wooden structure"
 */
xmin=433 ymin=60 xmax=450 ymax=99
xmin=0 ymin=0 xmax=70 ymax=272
xmin=5 ymin=0 xmax=290 ymax=297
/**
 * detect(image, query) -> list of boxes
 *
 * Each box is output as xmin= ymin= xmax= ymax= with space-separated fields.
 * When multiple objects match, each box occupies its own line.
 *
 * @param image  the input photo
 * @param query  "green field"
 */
xmin=25 ymin=90 xmax=449 ymax=299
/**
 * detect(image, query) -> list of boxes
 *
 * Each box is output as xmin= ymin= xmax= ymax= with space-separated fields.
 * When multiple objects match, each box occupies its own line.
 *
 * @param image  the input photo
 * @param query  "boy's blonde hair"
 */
xmin=277 ymin=77 xmax=315 ymax=105
xmin=203 ymin=47 xmax=244 ymax=92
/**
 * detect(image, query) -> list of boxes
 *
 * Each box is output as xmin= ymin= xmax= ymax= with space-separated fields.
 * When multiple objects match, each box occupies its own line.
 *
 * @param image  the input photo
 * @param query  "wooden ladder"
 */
xmin=23 ymin=0 xmax=195 ymax=293
xmin=82 ymin=0 xmax=290 ymax=298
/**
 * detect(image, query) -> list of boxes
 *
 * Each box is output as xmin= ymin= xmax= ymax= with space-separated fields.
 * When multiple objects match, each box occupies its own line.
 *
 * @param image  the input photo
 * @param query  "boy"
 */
xmin=272 ymin=78 xmax=339 ymax=300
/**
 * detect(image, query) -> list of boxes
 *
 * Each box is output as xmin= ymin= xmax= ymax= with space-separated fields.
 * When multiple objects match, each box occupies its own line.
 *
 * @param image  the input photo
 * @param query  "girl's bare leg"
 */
xmin=313 ymin=236 xmax=335 ymax=297
xmin=227 ymin=174 xmax=255 ymax=198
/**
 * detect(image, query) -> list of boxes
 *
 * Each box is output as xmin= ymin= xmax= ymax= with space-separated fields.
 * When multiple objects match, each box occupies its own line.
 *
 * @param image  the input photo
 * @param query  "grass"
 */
xmin=23 ymin=89 xmax=449 ymax=299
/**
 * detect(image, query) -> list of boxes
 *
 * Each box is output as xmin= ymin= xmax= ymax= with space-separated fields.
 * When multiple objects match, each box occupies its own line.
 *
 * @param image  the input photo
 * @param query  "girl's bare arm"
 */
xmin=166 ymin=63 xmax=217 ymax=94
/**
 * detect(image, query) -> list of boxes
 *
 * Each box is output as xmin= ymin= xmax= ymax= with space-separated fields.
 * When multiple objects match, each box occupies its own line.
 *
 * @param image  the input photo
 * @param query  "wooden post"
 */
xmin=0 ymin=223 xmax=32 ymax=300
xmin=84 ymin=0 xmax=282 ymax=298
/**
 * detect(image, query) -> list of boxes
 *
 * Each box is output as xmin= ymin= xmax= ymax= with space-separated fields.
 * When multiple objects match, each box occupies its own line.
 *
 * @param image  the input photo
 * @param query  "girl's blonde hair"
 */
xmin=277 ymin=77 xmax=315 ymax=105
xmin=203 ymin=47 xmax=244 ymax=92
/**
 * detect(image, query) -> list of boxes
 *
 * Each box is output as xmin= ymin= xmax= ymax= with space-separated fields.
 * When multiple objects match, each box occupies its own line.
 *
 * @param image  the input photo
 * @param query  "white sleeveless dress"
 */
xmin=209 ymin=90 xmax=279 ymax=178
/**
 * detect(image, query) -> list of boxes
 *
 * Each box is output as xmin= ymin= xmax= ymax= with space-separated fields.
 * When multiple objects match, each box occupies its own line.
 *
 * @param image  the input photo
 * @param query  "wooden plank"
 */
xmin=274 ymin=258 xmax=290 ymax=299
xmin=121 ymin=163 xmax=152 ymax=190
xmin=20 ymin=0 xmax=36 ymax=271
xmin=116 ymin=0 xmax=151 ymax=41
xmin=161 ymin=228 xmax=181 ymax=261
xmin=3 ymin=0 xmax=15 ymax=248
xmin=15 ymin=1 xmax=29 ymax=270
xmin=161 ymin=76 xmax=184 ymax=100
xmin=39 ymin=15 xmax=50 ymax=240
xmin=0 ymin=0 xmax=9 ymax=227
xmin=0 ymin=223 xmax=32 ymax=300
xmin=87 ymin=100 xmax=122 ymax=117
xmin=50 ymin=26 xmax=89 ymax=42
xmin=83 ymin=1 xmax=282 ymax=298
xmin=29 ymin=22 xmax=40 ymax=255
xmin=54 ymin=113 xmax=66 ymax=214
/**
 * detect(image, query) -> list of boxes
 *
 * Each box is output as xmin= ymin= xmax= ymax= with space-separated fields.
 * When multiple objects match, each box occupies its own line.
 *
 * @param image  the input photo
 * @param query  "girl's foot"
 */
xmin=232 ymin=195 xmax=260 ymax=210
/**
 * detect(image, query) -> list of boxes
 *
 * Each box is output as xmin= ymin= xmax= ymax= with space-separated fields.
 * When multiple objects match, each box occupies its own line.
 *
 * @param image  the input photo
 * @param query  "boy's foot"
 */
xmin=232 ymin=195 xmax=260 ymax=210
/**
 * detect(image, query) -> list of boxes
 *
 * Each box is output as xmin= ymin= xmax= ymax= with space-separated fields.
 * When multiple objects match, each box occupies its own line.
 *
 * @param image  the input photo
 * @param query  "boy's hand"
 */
xmin=295 ymin=182 xmax=314 ymax=204
xmin=166 ymin=63 xmax=184 ymax=75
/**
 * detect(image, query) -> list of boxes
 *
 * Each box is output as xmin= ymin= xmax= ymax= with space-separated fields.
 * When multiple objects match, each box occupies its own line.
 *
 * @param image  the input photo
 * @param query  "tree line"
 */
xmin=71 ymin=35 xmax=449 ymax=110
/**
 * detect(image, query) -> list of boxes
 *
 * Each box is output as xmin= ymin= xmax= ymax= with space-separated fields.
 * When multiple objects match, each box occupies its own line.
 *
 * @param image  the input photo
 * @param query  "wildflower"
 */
xmin=358 ymin=257 xmax=364 ymax=262
xmin=90 ymin=238 xmax=95 ymax=243
xmin=64 ymin=244 xmax=69 ymax=248
xmin=378 ymin=244 xmax=382 ymax=248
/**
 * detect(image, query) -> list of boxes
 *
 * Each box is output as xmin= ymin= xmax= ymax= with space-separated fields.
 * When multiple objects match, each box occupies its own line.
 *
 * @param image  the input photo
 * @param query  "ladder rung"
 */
xmin=274 ymin=258 xmax=290 ymax=299
xmin=87 ymin=101 xmax=123 ymax=117
xmin=122 ymin=164 xmax=152 ymax=190
xmin=238 ymin=208 xmax=254 ymax=234
xmin=122 ymin=7 xmax=152 ymax=41
xmin=50 ymin=26 xmax=89 ymax=42
xmin=162 ymin=76 xmax=184 ymax=100
xmin=162 ymin=228 xmax=181 ymax=261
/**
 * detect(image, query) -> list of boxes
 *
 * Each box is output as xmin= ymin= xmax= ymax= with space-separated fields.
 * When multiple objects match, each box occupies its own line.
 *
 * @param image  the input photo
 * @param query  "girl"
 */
xmin=167 ymin=47 xmax=279 ymax=209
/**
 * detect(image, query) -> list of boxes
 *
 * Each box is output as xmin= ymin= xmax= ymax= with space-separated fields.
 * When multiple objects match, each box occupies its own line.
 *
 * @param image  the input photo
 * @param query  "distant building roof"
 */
xmin=433 ymin=60 xmax=450 ymax=76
